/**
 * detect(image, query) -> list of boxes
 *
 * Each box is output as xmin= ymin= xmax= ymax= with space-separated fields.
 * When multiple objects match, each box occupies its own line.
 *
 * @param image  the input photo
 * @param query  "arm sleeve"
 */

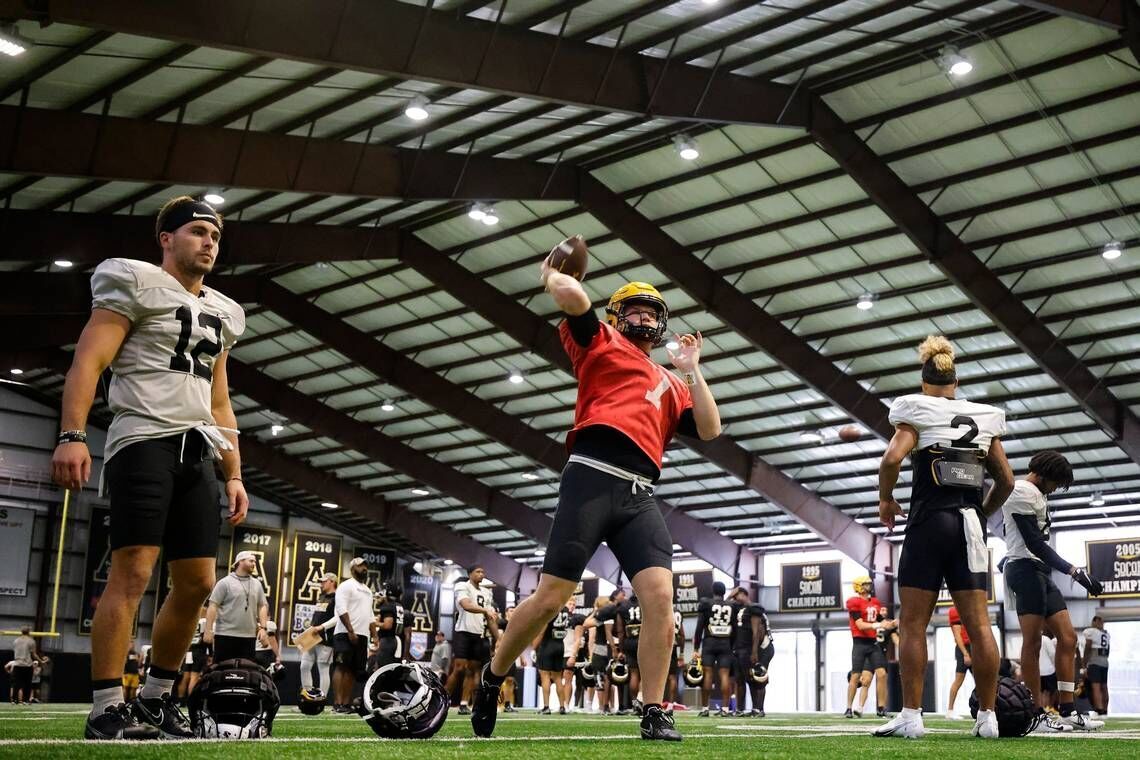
xmin=1010 ymin=513 xmax=1073 ymax=573
xmin=90 ymin=259 xmax=141 ymax=322
xmin=676 ymin=408 xmax=698 ymax=438
xmin=564 ymin=310 xmax=601 ymax=348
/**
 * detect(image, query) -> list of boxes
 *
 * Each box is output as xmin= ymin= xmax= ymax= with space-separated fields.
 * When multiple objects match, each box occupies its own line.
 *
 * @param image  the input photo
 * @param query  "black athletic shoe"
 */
xmin=85 ymin=703 xmax=160 ymax=741
xmin=470 ymin=669 xmax=500 ymax=739
xmin=540 ymin=706 xmax=551 ymax=715
xmin=457 ymin=704 xmax=471 ymax=715
xmin=877 ymin=707 xmax=888 ymax=719
xmin=844 ymin=708 xmax=854 ymax=718
xmin=641 ymin=705 xmax=682 ymax=741
xmin=504 ymin=702 xmax=515 ymax=713
xmin=133 ymin=694 xmax=193 ymax=739
xmin=631 ymin=699 xmax=643 ymax=717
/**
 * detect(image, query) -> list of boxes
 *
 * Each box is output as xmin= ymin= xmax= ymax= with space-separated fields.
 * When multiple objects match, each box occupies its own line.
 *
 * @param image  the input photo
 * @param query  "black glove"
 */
xmin=1072 ymin=568 xmax=1104 ymax=596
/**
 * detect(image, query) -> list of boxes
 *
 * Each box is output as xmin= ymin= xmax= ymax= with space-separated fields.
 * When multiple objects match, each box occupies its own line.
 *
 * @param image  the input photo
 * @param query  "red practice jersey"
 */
xmin=847 ymin=595 xmax=882 ymax=639
xmin=560 ymin=321 xmax=692 ymax=467
xmin=948 ymin=606 xmax=970 ymax=645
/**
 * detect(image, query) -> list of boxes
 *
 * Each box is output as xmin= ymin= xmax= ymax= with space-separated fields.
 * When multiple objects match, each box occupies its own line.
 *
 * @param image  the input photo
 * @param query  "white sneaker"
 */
xmin=1033 ymin=711 xmax=1073 ymax=733
xmin=1060 ymin=712 xmax=1104 ymax=731
xmin=871 ymin=712 xmax=925 ymax=739
xmin=971 ymin=709 xmax=999 ymax=738
xmin=946 ymin=710 xmax=963 ymax=720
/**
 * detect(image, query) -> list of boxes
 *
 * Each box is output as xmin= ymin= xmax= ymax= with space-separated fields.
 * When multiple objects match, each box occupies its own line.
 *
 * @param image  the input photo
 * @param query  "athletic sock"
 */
xmin=91 ymin=681 xmax=122 ymax=718
xmin=482 ymin=665 xmax=505 ymax=687
xmin=139 ymin=665 xmax=179 ymax=700
xmin=1060 ymin=701 xmax=1074 ymax=717
xmin=900 ymin=707 xmax=921 ymax=720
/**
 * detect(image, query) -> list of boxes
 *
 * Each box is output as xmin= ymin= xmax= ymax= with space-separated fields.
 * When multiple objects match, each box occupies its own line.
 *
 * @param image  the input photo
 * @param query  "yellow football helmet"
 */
xmin=605 ymin=281 xmax=668 ymax=344
xmin=853 ymin=575 xmax=873 ymax=594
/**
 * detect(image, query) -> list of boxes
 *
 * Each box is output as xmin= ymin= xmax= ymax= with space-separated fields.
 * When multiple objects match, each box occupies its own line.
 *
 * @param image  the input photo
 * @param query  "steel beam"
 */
xmin=239 ymin=436 xmax=539 ymax=591
xmin=0 ymin=209 xmax=405 ymax=266
xmin=398 ymin=236 xmax=890 ymax=579
xmin=808 ymin=95 xmax=1140 ymax=467
xmin=1010 ymin=1 xmax=1124 ymax=28
xmin=0 ymin=106 xmax=578 ymax=201
xmin=0 ymin=0 xmax=808 ymax=128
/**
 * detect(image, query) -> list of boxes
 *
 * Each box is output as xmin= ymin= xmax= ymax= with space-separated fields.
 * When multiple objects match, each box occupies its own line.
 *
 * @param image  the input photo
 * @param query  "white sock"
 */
xmin=90 ymin=686 xmax=121 ymax=718
xmin=901 ymin=707 xmax=922 ymax=720
xmin=139 ymin=674 xmax=175 ymax=700
xmin=976 ymin=708 xmax=994 ymax=720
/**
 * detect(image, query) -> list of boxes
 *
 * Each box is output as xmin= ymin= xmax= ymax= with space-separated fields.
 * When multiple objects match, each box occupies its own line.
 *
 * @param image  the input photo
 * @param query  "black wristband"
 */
xmin=58 ymin=430 xmax=87 ymax=444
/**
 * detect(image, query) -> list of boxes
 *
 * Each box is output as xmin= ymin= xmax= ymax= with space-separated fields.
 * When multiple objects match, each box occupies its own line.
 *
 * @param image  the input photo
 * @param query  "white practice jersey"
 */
xmin=1002 ymin=480 xmax=1052 ymax=564
xmin=1040 ymin=635 xmax=1056 ymax=678
xmin=91 ymin=258 xmax=245 ymax=462
xmin=1083 ymin=627 xmax=1110 ymax=668
xmin=888 ymin=393 xmax=1006 ymax=453
xmin=454 ymin=580 xmax=490 ymax=635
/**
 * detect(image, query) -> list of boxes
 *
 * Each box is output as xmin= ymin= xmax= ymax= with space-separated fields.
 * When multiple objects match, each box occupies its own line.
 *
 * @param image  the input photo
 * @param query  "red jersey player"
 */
xmin=845 ymin=576 xmax=893 ymax=717
xmin=471 ymin=262 xmax=722 ymax=743
xmin=946 ymin=606 xmax=972 ymax=718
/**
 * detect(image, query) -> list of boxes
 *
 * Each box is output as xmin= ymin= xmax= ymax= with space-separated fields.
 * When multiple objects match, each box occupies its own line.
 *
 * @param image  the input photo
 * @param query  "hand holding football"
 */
xmin=545 ymin=234 xmax=589 ymax=281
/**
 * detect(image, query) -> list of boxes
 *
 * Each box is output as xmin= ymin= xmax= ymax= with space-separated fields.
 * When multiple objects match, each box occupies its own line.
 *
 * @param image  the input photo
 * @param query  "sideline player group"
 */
xmin=46 ymin=195 xmax=1115 ymax=743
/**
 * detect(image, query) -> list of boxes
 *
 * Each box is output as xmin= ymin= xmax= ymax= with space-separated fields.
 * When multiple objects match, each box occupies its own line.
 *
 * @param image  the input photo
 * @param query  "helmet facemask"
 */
xmin=611 ymin=298 xmax=668 ymax=345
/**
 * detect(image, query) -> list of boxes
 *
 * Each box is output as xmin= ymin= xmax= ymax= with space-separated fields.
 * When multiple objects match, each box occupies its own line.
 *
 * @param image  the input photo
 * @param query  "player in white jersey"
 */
xmin=1081 ymin=615 xmax=1110 ymax=716
xmin=447 ymin=566 xmax=497 ymax=714
xmin=1002 ymin=451 xmax=1104 ymax=731
xmin=51 ymin=196 xmax=247 ymax=741
xmin=874 ymin=336 xmax=1014 ymax=740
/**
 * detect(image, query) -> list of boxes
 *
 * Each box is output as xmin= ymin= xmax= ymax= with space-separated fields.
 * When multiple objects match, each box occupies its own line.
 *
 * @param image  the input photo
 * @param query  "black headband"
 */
xmin=158 ymin=201 xmax=221 ymax=239
xmin=921 ymin=358 xmax=956 ymax=385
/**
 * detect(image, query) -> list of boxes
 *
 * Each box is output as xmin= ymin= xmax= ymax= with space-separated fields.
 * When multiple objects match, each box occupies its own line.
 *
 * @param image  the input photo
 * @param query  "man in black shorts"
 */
xmin=730 ymin=586 xmax=773 ymax=717
xmin=373 ymin=583 xmax=408 ymax=668
xmin=332 ymin=558 xmax=375 ymax=712
xmin=695 ymin=582 xmax=734 ymax=717
xmin=52 ymin=195 xmax=247 ymax=740
xmin=471 ymin=269 xmax=722 ymax=742
xmin=614 ymin=596 xmax=644 ymax=714
xmin=448 ymin=566 xmax=496 ymax=714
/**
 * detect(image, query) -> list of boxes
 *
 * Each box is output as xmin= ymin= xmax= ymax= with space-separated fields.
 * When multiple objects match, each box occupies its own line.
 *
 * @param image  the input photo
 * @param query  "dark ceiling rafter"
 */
xmin=0 ymin=0 xmax=810 ymax=128
xmin=1010 ymin=0 xmax=1125 ymax=28
xmin=807 ymin=94 xmax=1140 ymax=467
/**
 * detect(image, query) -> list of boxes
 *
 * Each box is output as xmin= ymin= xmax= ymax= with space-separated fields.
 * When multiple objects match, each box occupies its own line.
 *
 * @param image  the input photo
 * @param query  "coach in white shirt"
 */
xmin=332 ymin=557 xmax=375 ymax=711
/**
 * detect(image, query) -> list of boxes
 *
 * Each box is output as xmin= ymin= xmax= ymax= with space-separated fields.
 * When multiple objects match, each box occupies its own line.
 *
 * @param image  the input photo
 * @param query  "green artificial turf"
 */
xmin=2 ymin=703 xmax=1138 ymax=759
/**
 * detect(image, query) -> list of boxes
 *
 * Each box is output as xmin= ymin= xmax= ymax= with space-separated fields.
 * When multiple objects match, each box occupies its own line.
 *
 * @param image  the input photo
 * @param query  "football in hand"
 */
xmin=546 ymin=234 xmax=589 ymax=281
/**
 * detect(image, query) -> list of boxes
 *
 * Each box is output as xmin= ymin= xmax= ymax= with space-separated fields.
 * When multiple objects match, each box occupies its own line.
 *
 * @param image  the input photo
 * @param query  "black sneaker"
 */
xmin=559 ymin=706 xmax=566 ymax=715
xmin=631 ymin=699 xmax=643 ymax=716
xmin=470 ymin=668 xmax=501 ymax=739
xmin=457 ymin=704 xmax=471 ymax=715
xmin=641 ymin=705 xmax=682 ymax=741
xmin=853 ymin=709 xmax=862 ymax=718
xmin=133 ymin=694 xmax=193 ymax=739
xmin=504 ymin=702 xmax=515 ymax=713
xmin=85 ymin=703 xmax=160 ymax=741
xmin=876 ymin=707 xmax=887 ymax=718
xmin=540 ymin=706 xmax=551 ymax=715
xmin=844 ymin=708 xmax=854 ymax=718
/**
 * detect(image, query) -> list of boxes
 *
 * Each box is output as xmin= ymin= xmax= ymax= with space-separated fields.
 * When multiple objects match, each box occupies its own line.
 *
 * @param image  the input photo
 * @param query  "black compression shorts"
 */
xmin=105 ymin=433 xmax=221 ymax=560
xmin=1005 ymin=559 xmax=1066 ymax=618
xmin=701 ymin=637 xmax=733 ymax=669
xmin=542 ymin=463 xmax=672 ymax=582
xmin=897 ymin=509 xmax=987 ymax=592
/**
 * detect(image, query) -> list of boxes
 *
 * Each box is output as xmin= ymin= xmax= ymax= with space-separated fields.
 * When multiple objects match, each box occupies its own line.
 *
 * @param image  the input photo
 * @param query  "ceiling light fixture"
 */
xmin=53 ymin=259 xmax=74 ymax=269
xmin=534 ymin=548 xmax=546 ymax=556
xmin=856 ymin=293 xmax=875 ymax=311
xmin=480 ymin=206 xmax=499 ymax=226
xmin=9 ymin=368 xmax=23 ymax=376
xmin=467 ymin=204 xmax=486 ymax=221
xmin=320 ymin=502 xmax=339 ymax=509
xmin=443 ymin=559 xmax=453 ymax=566
xmin=521 ymin=472 xmax=540 ymax=481
xmin=800 ymin=430 xmax=823 ymax=444
xmin=674 ymin=135 xmax=699 ymax=160
xmin=380 ymin=400 xmax=395 ymax=412
xmin=0 ymin=23 xmax=30 ymax=57
xmin=411 ymin=487 xmax=430 ymax=496
xmin=508 ymin=370 xmax=525 ymax=384
xmin=661 ymin=454 xmax=670 ymax=463
xmin=1102 ymin=242 xmax=1123 ymax=260
xmin=941 ymin=45 xmax=972 ymax=77
xmin=203 ymin=191 xmax=225 ymax=205
xmin=405 ymin=94 xmax=430 ymax=121
xmin=1089 ymin=491 xmax=1106 ymax=507
xmin=665 ymin=339 xmax=680 ymax=351
xmin=270 ymin=424 xmax=284 ymax=436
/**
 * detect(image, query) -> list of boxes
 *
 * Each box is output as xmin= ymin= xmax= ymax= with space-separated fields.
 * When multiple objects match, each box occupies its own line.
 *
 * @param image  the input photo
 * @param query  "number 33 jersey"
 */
xmin=91 ymin=258 xmax=245 ymax=462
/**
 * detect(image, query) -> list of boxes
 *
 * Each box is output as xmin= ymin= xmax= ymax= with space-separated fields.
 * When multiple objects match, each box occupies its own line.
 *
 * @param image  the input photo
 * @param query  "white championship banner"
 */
xmin=0 ymin=506 xmax=35 ymax=596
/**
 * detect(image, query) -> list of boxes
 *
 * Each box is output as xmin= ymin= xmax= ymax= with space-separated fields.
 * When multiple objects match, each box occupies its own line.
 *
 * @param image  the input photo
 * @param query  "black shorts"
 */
xmin=11 ymin=665 xmax=33 ymax=692
xmin=701 ymin=637 xmax=733 ymax=669
xmin=332 ymin=633 xmax=368 ymax=679
xmin=851 ymin=639 xmax=881 ymax=673
xmin=542 ymin=463 xmax=672 ymax=582
xmin=1005 ymin=559 xmax=1066 ymax=618
xmin=537 ymin=638 xmax=566 ymax=672
xmin=736 ymin=643 xmax=775 ymax=676
xmin=452 ymin=631 xmax=490 ymax=663
xmin=105 ymin=433 xmax=221 ymax=560
xmin=212 ymin=634 xmax=255 ymax=664
xmin=591 ymin=653 xmax=611 ymax=686
xmin=376 ymin=637 xmax=402 ymax=667
xmin=189 ymin=643 xmax=209 ymax=672
xmin=1041 ymin=673 xmax=1057 ymax=692
xmin=897 ymin=508 xmax=987 ymax=592
xmin=955 ymin=644 xmax=972 ymax=674
xmin=1087 ymin=664 xmax=1108 ymax=684
xmin=253 ymin=649 xmax=275 ymax=669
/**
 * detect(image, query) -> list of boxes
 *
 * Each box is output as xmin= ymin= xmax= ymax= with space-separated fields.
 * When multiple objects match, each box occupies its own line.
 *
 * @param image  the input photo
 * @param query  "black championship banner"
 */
xmin=404 ymin=572 xmax=441 ymax=661
xmin=0 ymin=506 xmax=34 ymax=596
xmin=288 ymin=531 xmax=342 ymax=644
xmin=355 ymin=545 xmax=397 ymax=615
xmin=779 ymin=561 xmax=842 ymax=612
xmin=937 ymin=550 xmax=994 ymax=606
xmin=570 ymin=578 xmax=599 ymax=610
xmin=1087 ymin=538 xmax=1140 ymax=598
xmin=673 ymin=570 xmax=715 ymax=618
xmin=80 ymin=506 xmax=140 ymax=636
xmin=230 ymin=526 xmax=284 ymax=607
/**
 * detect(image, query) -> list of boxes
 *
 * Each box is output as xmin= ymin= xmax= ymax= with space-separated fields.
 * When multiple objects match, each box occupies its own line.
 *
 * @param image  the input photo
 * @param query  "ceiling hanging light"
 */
xmin=1101 ymin=242 xmax=1123 ymax=260
xmin=320 ymin=502 xmax=339 ymax=509
xmin=856 ymin=293 xmax=876 ymax=311
xmin=674 ymin=134 xmax=699 ymax=160
xmin=9 ymin=368 xmax=23 ymax=376
xmin=380 ymin=400 xmax=395 ymax=412
xmin=480 ymin=206 xmax=499 ymax=226
xmin=940 ymin=45 xmax=973 ymax=77
xmin=1089 ymin=491 xmax=1106 ymax=507
xmin=203 ymin=190 xmax=225 ymax=205
xmin=800 ymin=430 xmax=823 ymax=444
xmin=270 ymin=424 xmax=284 ymax=436
xmin=521 ymin=472 xmax=540 ymax=481
xmin=411 ymin=487 xmax=430 ymax=496
xmin=467 ymin=203 xmax=486 ymax=221
xmin=404 ymin=94 xmax=430 ymax=121
xmin=508 ymin=369 xmax=525 ymax=384
xmin=0 ymin=23 xmax=30 ymax=57
xmin=53 ymin=259 xmax=74 ymax=269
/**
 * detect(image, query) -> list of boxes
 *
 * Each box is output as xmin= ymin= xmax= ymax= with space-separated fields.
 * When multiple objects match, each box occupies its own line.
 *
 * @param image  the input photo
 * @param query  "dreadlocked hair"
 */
xmin=1027 ymin=451 xmax=1074 ymax=491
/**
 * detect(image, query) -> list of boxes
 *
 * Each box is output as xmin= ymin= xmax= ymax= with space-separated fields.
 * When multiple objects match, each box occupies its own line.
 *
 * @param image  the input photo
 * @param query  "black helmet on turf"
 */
xmin=748 ymin=663 xmax=770 ymax=685
xmin=298 ymin=687 xmax=327 ymax=716
xmin=969 ymin=676 xmax=1036 ymax=737
xmin=361 ymin=662 xmax=449 ymax=739
xmin=608 ymin=659 xmax=630 ymax=685
xmin=683 ymin=656 xmax=704 ymax=687
xmin=189 ymin=658 xmax=280 ymax=739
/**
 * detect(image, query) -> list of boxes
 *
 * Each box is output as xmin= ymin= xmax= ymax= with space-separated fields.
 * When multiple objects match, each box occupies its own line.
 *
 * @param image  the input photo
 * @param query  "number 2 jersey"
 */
xmin=888 ymin=393 xmax=1006 ymax=523
xmin=91 ymin=258 xmax=245 ymax=463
